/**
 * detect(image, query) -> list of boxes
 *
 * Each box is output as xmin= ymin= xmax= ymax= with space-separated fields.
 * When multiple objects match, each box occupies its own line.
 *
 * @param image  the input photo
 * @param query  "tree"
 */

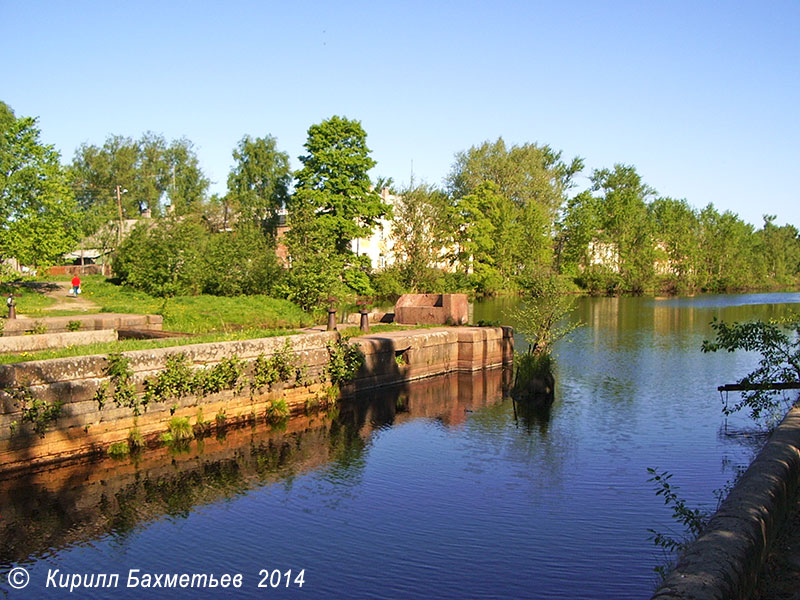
xmin=390 ymin=182 xmax=454 ymax=291
xmin=0 ymin=101 xmax=79 ymax=268
xmin=649 ymin=197 xmax=701 ymax=291
xmin=286 ymin=116 xmax=390 ymax=308
xmin=447 ymin=137 xmax=583 ymax=225
xmin=291 ymin=116 xmax=389 ymax=255
xmin=696 ymin=204 xmax=756 ymax=291
xmin=70 ymin=132 xmax=209 ymax=233
xmin=755 ymin=215 xmax=800 ymax=286
xmin=702 ymin=316 xmax=800 ymax=421
xmin=226 ymin=135 xmax=291 ymax=232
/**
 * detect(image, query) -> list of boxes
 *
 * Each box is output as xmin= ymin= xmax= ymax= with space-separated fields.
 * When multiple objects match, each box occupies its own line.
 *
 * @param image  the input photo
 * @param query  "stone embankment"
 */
xmin=652 ymin=406 xmax=800 ymax=600
xmin=0 ymin=326 xmax=512 ymax=472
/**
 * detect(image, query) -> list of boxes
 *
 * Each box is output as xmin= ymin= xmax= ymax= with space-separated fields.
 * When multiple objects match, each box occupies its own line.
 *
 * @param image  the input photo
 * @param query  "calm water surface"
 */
xmin=1 ymin=293 xmax=799 ymax=599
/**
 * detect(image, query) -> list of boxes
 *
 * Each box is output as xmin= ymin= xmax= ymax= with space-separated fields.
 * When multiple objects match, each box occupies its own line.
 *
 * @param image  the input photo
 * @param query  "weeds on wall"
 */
xmin=67 ymin=320 xmax=82 ymax=332
xmin=326 ymin=338 xmax=364 ymax=386
xmin=94 ymin=353 xmax=142 ymax=414
xmin=252 ymin=341 xmax=299 ymax=392
xmin=7 ymin=385 xmax=63 ymax=437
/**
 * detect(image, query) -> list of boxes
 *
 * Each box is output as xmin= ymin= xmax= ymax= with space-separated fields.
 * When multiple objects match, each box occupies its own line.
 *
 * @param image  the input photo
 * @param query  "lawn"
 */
xmin=46 ymin=275 xmax=316 ymax=333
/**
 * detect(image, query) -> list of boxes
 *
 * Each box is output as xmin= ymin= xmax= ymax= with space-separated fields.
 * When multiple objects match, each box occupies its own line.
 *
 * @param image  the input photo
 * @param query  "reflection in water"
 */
xmin=0 ymin=369 xmax=511 ymax=567
xmin=2 ymin=293 xmax=798 ymax=599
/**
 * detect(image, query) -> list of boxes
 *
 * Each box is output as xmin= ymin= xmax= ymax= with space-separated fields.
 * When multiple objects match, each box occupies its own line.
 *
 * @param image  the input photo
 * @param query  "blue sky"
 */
xmin=2 ymin=1 xmax=798 ymax=227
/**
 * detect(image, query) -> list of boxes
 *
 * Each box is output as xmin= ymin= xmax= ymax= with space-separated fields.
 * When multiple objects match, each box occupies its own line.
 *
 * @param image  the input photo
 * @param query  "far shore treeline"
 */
xmin=2 ymin=99 xmax=799 ymax=311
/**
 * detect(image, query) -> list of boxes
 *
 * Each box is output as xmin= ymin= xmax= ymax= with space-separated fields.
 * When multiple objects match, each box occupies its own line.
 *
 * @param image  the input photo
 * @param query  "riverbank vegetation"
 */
xmin=2 ymin=99 xmax=799 ymax=318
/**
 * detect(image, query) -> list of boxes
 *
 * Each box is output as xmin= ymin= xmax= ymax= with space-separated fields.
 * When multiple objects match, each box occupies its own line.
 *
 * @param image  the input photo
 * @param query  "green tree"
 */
xmin=70 ymin=132 xmax=209 ymax=232
xmin=696 ymin=204 xmax=756 ymax=291
xmin=649 ymin=197 xmax=701 ymax=291
xmin=291 ymin=115 xmax=389 ymax=255
xmin=226 ymin=135 xmax=291 ymax=233
xmin=287 ymin=116 xmax=389 ymax=309
xmin=702 ymin=316 xmax=800 ymax=421
xmin=114 ymin=216 xmax=209 ymax=296
xmin=0 ymin=101 xmax=79 ymax=268
xmin=447 ymin=137 xmax=583 ymax=225
xmin=390 ymin=182 xmax=454 ymax=290
xmin=755 ymin=215 xmax=800 ymax=286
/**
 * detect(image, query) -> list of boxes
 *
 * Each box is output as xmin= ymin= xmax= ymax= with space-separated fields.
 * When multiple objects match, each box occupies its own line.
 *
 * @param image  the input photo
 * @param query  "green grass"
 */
xmin=0 ymin=282 xmax=58 ymax=313
xmin=81 ymin=276 xmax=314 ymax=333
xmin=0 ymin=327 xmax=299 ymax=365
xmin=9 ymin=275 xmax=315 ymax=334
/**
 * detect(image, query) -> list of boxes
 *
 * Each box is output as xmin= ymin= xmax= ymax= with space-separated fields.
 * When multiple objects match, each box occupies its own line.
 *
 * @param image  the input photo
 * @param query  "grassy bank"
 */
xmin=28 ymin=275 xmax=315 ymax=333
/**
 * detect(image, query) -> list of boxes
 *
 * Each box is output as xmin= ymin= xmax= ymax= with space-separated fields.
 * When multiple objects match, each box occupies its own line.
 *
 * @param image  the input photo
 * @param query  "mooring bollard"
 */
xmin=6 ymin=294 xmax=16 ymax=319
xmin=327 ymin=309 xmax=337 ymax=331
xmin=359 ymin=310 xmax=370 ymax=333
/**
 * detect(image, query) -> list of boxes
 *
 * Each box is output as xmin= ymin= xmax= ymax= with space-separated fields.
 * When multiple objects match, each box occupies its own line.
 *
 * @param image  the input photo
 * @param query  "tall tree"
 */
xmin=226 ymin=134 xmax=291 ymax=232
xmin=290 ymin=115 xmax=389 ymax=255
xmin=70 ymin=132 xmax=209 ymax=232
xmin=390 ymin=182 xmax=454 ymax=290
xmin=286 ymin=116 xmax=389 ymax=308
xmin=447 ymin=137 xmax=583 ymax=225
xmin=0 ymin=101 xmax=79 ymax=268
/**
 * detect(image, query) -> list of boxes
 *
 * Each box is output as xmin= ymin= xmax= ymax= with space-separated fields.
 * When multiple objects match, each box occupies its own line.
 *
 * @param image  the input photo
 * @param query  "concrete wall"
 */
xmin=3 ymin=313 xmax=162 ymax=336
xmin=652 ymin=406 xmax=800 ymax=600
xmin=0 ymin=329 xmax=118 ymax=354
xmin=0 ymin=326 xmax=512 ymax=472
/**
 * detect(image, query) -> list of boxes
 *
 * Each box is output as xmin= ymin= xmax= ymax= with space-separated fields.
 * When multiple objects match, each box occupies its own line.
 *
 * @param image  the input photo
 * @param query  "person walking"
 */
xmin=71 ymin=274 xmax=81 ymax=296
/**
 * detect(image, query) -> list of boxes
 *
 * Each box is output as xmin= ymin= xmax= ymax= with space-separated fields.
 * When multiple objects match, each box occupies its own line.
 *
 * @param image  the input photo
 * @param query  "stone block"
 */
xmin=394 ymin=294 xmax=469 ymax=325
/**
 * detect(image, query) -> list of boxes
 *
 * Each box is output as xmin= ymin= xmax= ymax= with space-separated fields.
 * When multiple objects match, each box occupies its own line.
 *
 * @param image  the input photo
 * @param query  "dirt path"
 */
xmin=39 ymin=281 xmax=100 ymax=313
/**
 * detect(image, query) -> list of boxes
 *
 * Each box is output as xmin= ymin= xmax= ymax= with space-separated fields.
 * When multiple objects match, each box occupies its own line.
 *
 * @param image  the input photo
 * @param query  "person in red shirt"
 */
xmin=71 ymin=275 xmax=81 ymax=296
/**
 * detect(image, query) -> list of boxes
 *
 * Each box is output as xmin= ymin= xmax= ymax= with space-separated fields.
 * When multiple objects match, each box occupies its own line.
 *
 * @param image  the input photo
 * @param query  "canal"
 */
xmin=1 ymin=293 xmax=798 ymax=598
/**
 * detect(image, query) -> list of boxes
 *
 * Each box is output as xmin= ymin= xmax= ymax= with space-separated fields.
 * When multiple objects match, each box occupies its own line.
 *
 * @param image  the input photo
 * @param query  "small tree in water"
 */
xmin=508 ymin=274 xmax=581 ymax=400
xmin=702 ymin=315 xmax=800 ymax=422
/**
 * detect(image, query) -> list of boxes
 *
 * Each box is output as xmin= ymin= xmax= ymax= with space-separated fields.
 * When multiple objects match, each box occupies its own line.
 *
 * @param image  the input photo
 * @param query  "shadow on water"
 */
xmin=0 ymin=368 xmax=511 ymax=566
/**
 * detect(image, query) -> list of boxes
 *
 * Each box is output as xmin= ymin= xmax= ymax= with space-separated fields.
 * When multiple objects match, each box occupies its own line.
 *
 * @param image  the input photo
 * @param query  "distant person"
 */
xmin=71 ymin=275 xmax=81 ymax=296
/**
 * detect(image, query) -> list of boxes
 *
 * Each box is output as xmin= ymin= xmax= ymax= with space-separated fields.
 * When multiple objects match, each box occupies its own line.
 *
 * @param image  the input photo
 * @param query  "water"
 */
xmin=1 ymin=293 xmax=798 ymax=599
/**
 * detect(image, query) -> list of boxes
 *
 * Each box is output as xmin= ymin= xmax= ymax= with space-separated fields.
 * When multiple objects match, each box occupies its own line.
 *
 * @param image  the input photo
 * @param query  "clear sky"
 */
xmin=2 ymin=1 xmax=798 ymax=227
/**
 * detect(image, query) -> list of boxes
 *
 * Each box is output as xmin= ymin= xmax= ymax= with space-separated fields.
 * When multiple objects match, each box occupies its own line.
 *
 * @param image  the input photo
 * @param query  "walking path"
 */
xmin=38 ymin=281 xmax=100 ymax=313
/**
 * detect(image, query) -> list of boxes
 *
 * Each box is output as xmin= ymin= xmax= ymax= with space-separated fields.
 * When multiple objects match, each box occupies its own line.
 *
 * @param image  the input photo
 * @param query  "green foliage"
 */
xmin=107 ymin=441 xmax=130 ymax=458
xmin=143 ymin=353 xmax=195 ymax=404
xmin=9 ymin=386 xmax=62 ymax=437
xmin=252 ymin=341 xmax=297 ymax=391
xmin=95 ymin=353 xmax=142 ymax=415
xmin=127 ymin=426 xmax=145 ymax=451
xmin=292 ymin=115 xmax=389 ymax=254
xmin=29 ymin=321 xmax=47 ymax=335
xmin=114 ymin=215 xmax=209 ymax=297
xmin=67 ymin=320 xmax=82 ymax=332
xmin=647 ymin=468 xmax=708 ymax=577
xmin=70 ymin=132 xmax=209 ymax=230
xmin=195 ymin=356 xmax=244 ymax=396
xmin=265 ymin=398 xmax=290 ymax=423
xmin=326 ymin=338 xmax=365 ymax=385
xmin=160 ymin=416 xmax=194 ymax=445
xmin=390 ymin=182 xmax=455 ymax=290
xmin=702 ymin=316 xmax=800 ymax=421
xmin=202 ymin=224 xmax=283 ymax=296
xmin=510 ymin=274 xmax=582 ymax=354
xmin=226 ymin=134 xmax=291 ymax=232
xmin=286 ymin=116 xmax=390 ymax=309
xmin=0 ymin=102 xmax=80 ymax=268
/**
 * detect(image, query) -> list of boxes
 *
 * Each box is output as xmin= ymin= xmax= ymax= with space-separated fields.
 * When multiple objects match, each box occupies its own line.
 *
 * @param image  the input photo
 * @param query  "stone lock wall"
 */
xmin=0 ymin=326 xmax=513 ymax=472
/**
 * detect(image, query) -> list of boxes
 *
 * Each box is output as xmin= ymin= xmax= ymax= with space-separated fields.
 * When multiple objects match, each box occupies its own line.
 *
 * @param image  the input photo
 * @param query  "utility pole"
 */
xmin=115 ymin=185 xmax=126 ymax=245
